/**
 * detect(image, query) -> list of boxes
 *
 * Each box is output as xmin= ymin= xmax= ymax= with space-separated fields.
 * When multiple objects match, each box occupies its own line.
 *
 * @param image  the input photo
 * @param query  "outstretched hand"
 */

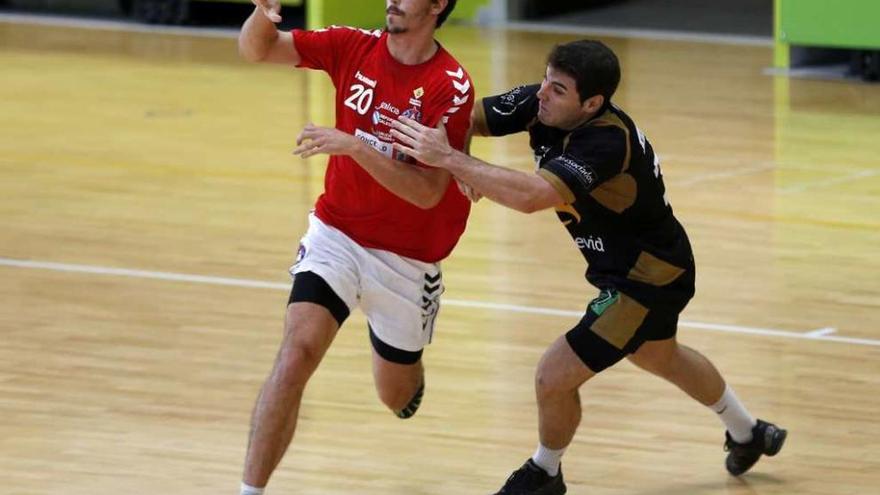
xmin=251 ymin=0 xmax=282 ymax=23
xmin=293 ymin=123 xmax=359 ymax=159
xmin=390 ymin=117 xmax=454 ymax=167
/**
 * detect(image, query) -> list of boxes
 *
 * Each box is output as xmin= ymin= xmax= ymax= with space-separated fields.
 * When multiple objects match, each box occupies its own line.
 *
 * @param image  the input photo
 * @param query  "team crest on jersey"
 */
xmin=402 ymin=107 xmax=422 ymax=123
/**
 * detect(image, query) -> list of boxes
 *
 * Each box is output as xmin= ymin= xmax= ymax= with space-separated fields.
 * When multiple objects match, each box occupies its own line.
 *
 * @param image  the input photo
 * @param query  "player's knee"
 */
xmin=534 ymin=365 xmax=569 ymax=401
xmin=273 ymin=339 xmax=325 ymax=390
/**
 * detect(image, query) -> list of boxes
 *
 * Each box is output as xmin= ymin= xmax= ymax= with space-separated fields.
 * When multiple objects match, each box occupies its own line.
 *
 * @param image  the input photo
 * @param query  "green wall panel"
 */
xmin=780 ymin=0 xmax=880 ymax=49
xmin=306 ymin=0 xmax=488 ymax=30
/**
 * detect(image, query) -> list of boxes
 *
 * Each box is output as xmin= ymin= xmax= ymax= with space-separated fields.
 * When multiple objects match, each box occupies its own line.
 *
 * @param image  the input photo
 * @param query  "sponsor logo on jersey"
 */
xmin=355 ymin=128 xmax=393 ymax=157
xmin=556 ymin=155 xmax=596 ymax=186
xmin=378 ymin=101 xmax=400 ymax=115
xmin=410 ymin=87 xmax=424 ymax=107
xmin=492 ymin=85 xmax=530 ymax=116
xmin=371 ymin=103 xmax=397 ymax=130
xmin=574 ymin=235 xmax=605 ymax=253
xmin=354 ymin=71 xmax=377 ymax=88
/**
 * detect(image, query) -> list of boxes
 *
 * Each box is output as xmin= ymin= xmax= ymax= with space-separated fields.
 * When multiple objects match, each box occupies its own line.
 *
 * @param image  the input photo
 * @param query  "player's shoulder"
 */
xmin=313 ymin=25 xmax=384 ymax=44
xmin=573 ymin=106 xmax=629 ymax=139
xmin=484 ymin=84 xmax=540 ymax=113
xmin=425 ymin=49 xmax=474 ymax=94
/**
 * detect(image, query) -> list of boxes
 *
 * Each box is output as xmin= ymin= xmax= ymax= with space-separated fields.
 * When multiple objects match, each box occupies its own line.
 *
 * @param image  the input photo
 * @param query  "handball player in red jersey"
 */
xmin=236 ymin=1 xmax=474 ymax=493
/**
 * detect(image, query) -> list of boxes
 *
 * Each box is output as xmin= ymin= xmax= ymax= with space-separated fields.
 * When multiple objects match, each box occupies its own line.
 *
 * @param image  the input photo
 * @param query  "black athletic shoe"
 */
xmin=394 ymin=381 xmax=424 ymax=419
xmin=724 ymin=419 xmax=787 ymax=476
xmin=492 ymin=459 xmax=566 ymax=495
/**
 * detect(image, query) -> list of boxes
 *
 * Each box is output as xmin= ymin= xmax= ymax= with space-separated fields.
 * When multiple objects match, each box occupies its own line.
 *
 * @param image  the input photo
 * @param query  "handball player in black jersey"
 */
xmin=391 ymin=39 xmax=786 ymax=495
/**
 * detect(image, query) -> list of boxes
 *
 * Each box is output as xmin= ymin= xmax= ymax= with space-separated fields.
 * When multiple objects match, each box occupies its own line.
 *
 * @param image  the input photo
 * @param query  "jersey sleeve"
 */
xmin=537 ymin=125 xmax=630 ymax=204
xmin=424 ymin=66 xmax=475 ymax=154
xmin=291 ymin=26 xmax=366 ymax=80
xmin=475 ymin=84 xmax=540 ymax=137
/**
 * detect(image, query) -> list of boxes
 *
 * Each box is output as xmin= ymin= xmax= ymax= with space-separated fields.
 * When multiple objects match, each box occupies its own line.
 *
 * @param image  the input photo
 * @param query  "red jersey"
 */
xmin=292 ymin=26 xmax=474 ymax=263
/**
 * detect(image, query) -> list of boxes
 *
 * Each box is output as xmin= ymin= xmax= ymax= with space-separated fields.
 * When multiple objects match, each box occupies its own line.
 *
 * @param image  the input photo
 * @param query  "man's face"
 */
xmin=536 ymin=65 xmax=595 ymax=130
xmin=385 ymin=0 xmax=440 ymax=34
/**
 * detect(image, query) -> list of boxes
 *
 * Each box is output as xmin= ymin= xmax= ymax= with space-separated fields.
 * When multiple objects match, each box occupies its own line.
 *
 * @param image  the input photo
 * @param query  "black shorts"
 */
xmin=565 ymin=288 xmax=683 ymax=373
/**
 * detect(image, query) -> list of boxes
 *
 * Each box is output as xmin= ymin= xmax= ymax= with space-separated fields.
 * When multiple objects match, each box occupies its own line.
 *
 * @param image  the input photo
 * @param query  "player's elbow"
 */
xmin=515 ymin=201 xmax=542 ymax=214
xmin=238 ymin=39 xmax=266 ymax=63
xmin=515 ymin=195 xmax=553 ymax=214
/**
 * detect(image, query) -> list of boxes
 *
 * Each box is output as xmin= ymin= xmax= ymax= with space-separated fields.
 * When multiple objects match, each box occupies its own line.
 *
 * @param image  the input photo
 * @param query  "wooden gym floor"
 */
xmin=1 ymin=15 xmax=879 ymax=495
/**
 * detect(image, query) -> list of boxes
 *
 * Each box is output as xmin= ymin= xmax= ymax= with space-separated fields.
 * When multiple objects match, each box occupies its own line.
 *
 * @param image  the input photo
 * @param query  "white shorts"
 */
xmin=289 ymin=213 xmax=444 ymax=353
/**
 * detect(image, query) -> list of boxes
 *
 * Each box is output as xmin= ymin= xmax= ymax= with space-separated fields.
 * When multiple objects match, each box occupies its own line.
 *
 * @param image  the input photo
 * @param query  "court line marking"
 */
xmin=804 ymin=327 xmax=837 ymax=338
xmin=674 ymin=163 xmax=776 ymax=188
xmin=778 ymin=169 xmax=880 ymax=195
xmin=2 ymin=257 xmax=877 ymax=347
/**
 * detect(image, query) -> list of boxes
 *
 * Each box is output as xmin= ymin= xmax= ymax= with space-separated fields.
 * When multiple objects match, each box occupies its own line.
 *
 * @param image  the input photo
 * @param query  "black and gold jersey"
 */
xmin=477 ymin=84 xmax=695 ymax=309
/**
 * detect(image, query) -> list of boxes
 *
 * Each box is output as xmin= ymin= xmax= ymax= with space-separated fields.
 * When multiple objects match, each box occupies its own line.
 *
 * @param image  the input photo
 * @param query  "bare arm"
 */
xmin=349 ymin=143 xmax=452 ymax=210
xmin=238 ymin=1 xmax=300 ymax=64
xmin=437 ymin=148 xmax=560 ymax=213
xmin=391 ymin=118 xmax=563 ymax=213
xmin=294 ymin=124 xmax=451 ymax=209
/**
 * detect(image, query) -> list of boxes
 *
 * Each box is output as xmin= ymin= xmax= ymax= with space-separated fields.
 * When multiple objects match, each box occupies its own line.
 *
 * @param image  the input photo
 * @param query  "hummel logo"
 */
xmin=452 ymin=78 xmax=471 ymax=94
xmin=452 ymin=94 xmax=469 ymax=106
xmin=445 ymin=67 xmax=464 ymax=79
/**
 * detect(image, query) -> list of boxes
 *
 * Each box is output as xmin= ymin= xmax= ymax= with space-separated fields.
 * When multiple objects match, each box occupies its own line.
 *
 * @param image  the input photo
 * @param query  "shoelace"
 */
xmin=503 ymin=464 xmax=542 ymax=490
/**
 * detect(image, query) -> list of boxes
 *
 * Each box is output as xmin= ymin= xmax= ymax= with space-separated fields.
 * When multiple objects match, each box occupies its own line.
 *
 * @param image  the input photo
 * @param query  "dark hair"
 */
xmin=436 ymin=0 xmax=457 ymax=28
xmin=547 ymin=40 xmax=620 ymax=103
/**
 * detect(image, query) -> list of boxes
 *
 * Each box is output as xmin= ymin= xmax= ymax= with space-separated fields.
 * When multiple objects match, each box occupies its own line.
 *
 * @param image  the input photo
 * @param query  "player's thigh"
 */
xmin=565 ymin=288 xmax=679 ymax=373
xmin=288 ymin=213 xmax=361 ymax=316
xmin=360 ymin=248 xmax=443 ymax=358
xmin=370 ymin=339 xmax=424 ymax=401
xmin=275 ymin=301 xmax=342 ymax=378
xmin=627 ymin=335 xmax=679 ymax=373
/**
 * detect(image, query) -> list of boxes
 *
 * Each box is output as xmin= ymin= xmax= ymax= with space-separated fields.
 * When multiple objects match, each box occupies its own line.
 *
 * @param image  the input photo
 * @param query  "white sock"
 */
xmin=709 ymin=384 xmax=757 ymax=443
xmin=241 ymin=482 xmax=264 ymax=495
xmin=531 ymin=444 xmax=566 ymax=476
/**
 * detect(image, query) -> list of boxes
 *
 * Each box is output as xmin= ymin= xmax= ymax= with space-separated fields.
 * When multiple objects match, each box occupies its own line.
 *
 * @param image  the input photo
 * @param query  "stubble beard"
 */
xmin=386 ymin=23 xmax=408 ymax=34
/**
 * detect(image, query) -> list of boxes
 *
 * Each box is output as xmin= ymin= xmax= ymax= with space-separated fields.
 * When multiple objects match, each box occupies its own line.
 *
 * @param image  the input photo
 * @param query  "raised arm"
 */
xmin=238 ymin=0 xmax=300 ymax=64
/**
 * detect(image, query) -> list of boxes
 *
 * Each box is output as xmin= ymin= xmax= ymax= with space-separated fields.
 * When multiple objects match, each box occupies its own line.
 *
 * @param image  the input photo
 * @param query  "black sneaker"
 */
xmin=493 ymin=459 xmax=566 ymax=495
xmin=724 ymin=419 xmax=787 ymax=476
